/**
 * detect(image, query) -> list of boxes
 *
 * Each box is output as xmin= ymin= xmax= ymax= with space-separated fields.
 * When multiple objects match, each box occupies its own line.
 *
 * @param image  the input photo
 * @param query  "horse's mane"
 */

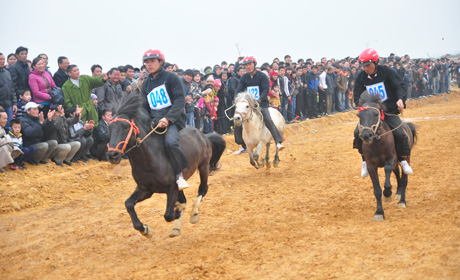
xmin=117 ymin=93 xmax=150 ymax=122
xmin=358 ymin=90 xmax=386 ymax=110
xmin=234 ymin=92 xmax=262 ymax=114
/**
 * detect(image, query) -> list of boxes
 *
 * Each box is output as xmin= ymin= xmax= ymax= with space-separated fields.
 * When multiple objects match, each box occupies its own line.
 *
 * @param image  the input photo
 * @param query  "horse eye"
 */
xmin=246 ymin=105 xmax=249 ymax=108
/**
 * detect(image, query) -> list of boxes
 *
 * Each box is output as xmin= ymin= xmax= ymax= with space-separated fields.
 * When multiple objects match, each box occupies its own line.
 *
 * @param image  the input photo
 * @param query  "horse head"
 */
xmin=357 ymin=90 xmax=386 ymax=144
xmin=107 ymin=94 xmax=144 ymax=164
xmin=233 ymin=92 xmax=258 ymax=126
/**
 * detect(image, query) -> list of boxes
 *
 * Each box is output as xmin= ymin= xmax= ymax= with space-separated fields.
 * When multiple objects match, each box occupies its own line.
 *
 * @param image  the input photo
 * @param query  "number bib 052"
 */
xmin=247 ymin=86 xmax=260 ymax=99
xmin=147 ymin=84 xmax=172 ymax=110
xmin=366 ymin=82 xmax=388 ymax=101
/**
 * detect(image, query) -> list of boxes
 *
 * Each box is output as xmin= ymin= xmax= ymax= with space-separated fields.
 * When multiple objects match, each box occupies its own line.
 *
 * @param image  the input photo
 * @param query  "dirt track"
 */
xmin=1 ymin=90 xmax=459 ymax=279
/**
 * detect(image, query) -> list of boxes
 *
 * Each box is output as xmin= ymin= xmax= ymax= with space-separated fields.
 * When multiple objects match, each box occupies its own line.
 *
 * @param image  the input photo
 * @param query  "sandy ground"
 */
xmin=1 ymin=89 xmax=459 ymax=280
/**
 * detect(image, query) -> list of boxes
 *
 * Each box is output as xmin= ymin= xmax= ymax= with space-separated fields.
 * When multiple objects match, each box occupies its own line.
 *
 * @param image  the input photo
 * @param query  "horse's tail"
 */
xmin=406 ymin=122 xmax=417 ymax=145
xmin=206 ymin=132 xmax=226 ymax=171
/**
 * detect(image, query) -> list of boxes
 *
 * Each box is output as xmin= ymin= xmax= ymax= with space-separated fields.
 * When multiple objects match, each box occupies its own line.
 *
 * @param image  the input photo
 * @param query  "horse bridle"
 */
xmin=234 ymin=99 xmax=254 ymax=122
xmin=357 ymin=106 xmax=385 ymax=138
xmin=107 ymin=117 xmax=140 ymax=154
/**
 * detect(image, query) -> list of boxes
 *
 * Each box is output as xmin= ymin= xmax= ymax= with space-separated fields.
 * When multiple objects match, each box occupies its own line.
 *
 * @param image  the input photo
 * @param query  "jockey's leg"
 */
xmin=386 ymin=115 xmax=413 ymax=175
xmin=260 ymin=107 xmax=284 ymax=151
xmin=353 ymin=124 xmax=368 ymax=178
xmin=165 ymin=124 xmax=191 ymax=190
xmin=233 ymin=124 xmax=246 ymax=155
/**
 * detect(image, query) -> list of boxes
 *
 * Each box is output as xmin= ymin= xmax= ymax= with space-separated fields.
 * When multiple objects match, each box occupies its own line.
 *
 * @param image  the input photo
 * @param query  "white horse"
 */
xmin=233 ymin=92 xmax=286 ymax=169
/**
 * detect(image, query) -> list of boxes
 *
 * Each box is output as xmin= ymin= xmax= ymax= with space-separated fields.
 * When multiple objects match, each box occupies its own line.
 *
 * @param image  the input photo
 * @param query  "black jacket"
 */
xmin=141 ymin=69 xmax=186 ymax=129
xmin=93 ymin=119 xmax=110 ymax=145
xmin=228 ymin=74 xmax=241 ymax=99
xmin=46 ymin=114 xmax=79 ymax=144
xmin=9 ymin=61 xmax=30 ymax=98
xmin=236 ymin=71 xmax=270 ymax=108
xmin=53 ymin=68 xmax=68 ymax=88
xmin=354 ymin=65 xmax=406 ymax=114
xmin=20 ymin=114 xmax=54 ymax=147
xmin=0 ymin=67 xmax=16 ymax=108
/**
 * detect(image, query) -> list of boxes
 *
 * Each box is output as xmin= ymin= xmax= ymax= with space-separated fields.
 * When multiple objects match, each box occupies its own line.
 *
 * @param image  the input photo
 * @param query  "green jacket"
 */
xmin=62 ymin=75 xmax=105 ymax=127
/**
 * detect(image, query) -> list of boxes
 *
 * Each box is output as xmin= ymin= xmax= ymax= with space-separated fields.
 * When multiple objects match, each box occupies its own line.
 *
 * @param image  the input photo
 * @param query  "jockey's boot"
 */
xmin=361 ymin=161 xmax=369 ymax=178
xmin=176 ymin=173 xmax=189 ymax=190
xmin=276 ymin=143 xmax=285 ymax=151
xmin=233 ymin=147 xmax=246 ymax=155
xmin=399 ymin=160 xmax=413 ymax=175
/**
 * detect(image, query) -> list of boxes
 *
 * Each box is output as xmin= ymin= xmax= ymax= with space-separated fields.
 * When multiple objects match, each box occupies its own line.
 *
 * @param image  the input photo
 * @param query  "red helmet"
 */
xmin=142 ymin=49 xmax=165 ymax=62
xmin=213 ymin=79 xmax=222 ymax=87
xmin=359 ymin=48 xmax=379 ymax=66
xmin=241 ymin=56 xmax=257 ymax=66
xmin=269 ymin=70 xmax=278 ymax=76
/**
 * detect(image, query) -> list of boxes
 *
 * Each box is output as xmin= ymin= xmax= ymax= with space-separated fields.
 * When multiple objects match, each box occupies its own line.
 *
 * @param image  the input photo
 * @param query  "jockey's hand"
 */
xmin=158 ymin=118 xmax=169 ymax=128
xmin=397 ymin=99 xmax=404 ymax=113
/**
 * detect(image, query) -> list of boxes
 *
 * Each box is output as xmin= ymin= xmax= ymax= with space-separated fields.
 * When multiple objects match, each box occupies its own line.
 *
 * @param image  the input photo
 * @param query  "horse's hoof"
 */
xmin=169 ymin=228 xmax=181 ymax=237
xmin=190 ymin=213 xmax=200 ymax=224
xmin=383 ymin=196 xmax=393 ymax=203
xmin=397 ymin=202 xmax=406 ymax=208
xmin=374 ymin=214 xmax=384 ymax=221
xmin=141 ymin=225 xmax=153 ymax=238
xmin=394 ymin=194 xmax=401 ymax=200
xmin=266 ymin=161 xmax=271 ymax=169
xmin=273 ymin=161 xmax=279 ymax=168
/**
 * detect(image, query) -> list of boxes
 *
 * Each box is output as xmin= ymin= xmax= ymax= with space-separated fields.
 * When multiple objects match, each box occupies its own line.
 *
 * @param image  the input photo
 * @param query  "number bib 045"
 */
xmin=366 ymin=82 xmax=388 ymax=101
xmin=247 ymin=86 xmax=260 ymax=99
xmin=147 ymin=84 xmax=172 ymax=110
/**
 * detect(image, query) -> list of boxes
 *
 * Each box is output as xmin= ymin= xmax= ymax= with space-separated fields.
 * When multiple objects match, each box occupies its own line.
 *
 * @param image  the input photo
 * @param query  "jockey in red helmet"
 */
xmin=353 ymin=48 xmax=413 ymax=177
xmin=235 ymin=55 xmax=285 ymax=152
xmin=141 ymin=49 xmax=190 ymax=190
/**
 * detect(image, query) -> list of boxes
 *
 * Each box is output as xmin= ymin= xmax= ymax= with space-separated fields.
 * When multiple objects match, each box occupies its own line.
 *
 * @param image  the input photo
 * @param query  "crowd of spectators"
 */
xmin=0 ymin=45 xmax=459 ymax=172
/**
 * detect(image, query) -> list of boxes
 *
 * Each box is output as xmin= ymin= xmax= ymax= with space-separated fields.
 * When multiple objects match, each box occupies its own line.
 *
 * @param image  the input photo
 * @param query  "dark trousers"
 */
xmin=260 ymin=107 xmax=283 ymax=143
xmin=306 ymin=90 xmax=318 ymax=118
xmin=234 ymin=124 xmax=246 ymax=149
xmin=165 ymin=124 xmax=190 ymax=175
xmin=318 ymin=88 xmax=327 ymax=114
xmin=15 ymin=146 xmax=36 ymax=163
xmin=194 ymin=107 xmax=201 ymax=130
xmin=90 ymin=142 xmax=108 ymax=160
xmin=353 ymin=114 xmax=411 ymax=159
xmin=75 ymin=136 xmax=94 ymax=159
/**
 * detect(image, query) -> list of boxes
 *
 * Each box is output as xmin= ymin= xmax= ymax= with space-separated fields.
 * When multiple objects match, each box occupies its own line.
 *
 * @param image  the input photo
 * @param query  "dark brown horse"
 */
xmin=107 ymin=94 xmax=226 ymax=237
xmin=357 ymin=91 xmax=417 ymax=221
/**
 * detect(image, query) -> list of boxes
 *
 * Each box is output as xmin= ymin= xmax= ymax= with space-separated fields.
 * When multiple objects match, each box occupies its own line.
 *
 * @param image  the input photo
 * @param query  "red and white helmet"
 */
xmin=213 ymin=79 xmax=222 ymax=87
xmin=142 ymin=49 xmax=165 ymax=62
xmin=358 ymin=48 xmax=379 ymax=66
xmin=241 ymin=55 xmax=257 ymax=66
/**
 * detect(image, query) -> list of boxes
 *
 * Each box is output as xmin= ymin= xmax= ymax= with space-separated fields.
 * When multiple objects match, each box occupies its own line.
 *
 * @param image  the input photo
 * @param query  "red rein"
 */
xmin=358 ymin=106 xmax=385 ymax=120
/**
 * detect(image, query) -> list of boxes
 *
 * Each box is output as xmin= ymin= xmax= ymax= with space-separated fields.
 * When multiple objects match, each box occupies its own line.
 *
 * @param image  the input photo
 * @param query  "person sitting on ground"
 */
xmin=68 ymin=105 xmax=94 ymax=163
xmin=45 ymin=105 xmax=81 ymax=166
xmin=0 ymin=108 xmax=16 ymax=172
xmin=0 ymin=52 xmax=17 ymax=133
xmin=90 ymin=108 xmax=112 ymax=161
xmin=7 ymin=118 xmax=36 ymax=170
xmin=20 ymin=102 xmax=58 ymax=165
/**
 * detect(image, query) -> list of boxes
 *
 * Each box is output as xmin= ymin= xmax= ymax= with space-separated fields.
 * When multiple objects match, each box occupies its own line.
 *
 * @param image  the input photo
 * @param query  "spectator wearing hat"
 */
xmin=0 ymin=52 xmax=17 ymax=133
xmin=68 ymin=105 xmax=94 ymax=163
xmin=20 ymin=102 xmax=58 ymax=165
xmin=28 ymin=56 xmax=57 ymax=119
xmin=53 ymin=56 xmax=69 ymax=87
xmin=90 ymin=93 xmax=99 ymax=117
xmin=62 ymin=64 xmax=107 ymax=128
xmin=9 ymin=46 xmax=30 ymax=100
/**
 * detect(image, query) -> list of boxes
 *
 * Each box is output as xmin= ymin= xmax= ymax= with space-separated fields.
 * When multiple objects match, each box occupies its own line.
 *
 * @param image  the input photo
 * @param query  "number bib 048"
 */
xmin=247 ymin=86 xmax=260 ymax=99
xmin=147 ymin=84 xmax=172 ymax=110
xmin=366 ymin=82 xmax=388 ymax=101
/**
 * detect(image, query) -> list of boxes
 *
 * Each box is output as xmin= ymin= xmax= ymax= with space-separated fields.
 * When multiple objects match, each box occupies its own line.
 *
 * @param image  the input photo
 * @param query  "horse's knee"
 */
xmin=164 ymin=213 xmax=175 ymax=222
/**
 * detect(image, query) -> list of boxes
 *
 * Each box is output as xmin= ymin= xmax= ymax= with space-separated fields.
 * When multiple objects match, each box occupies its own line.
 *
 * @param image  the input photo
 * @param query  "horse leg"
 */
xmin=170 ymin=191 xmax=186 ymax=237
xmin=255 ymin=142 xmax=265 ymax=167
xmin=368 ymin=167 xmax=384 ymax=221
xmin=190 ymin=163 xmax=210 ymax=224
xmin=265 ymin=143 xmax=271 ymax=169
xmin=247 ymin=148 xmax=260 ymax=169
xmin=398 ymin=157 xmax=409 ymax=208
xmin=394 ymin=164 xmax=402 ymax=201
xmin=164 ymin=185 xmax=178 ymax=223
xmin=273 ymin=146 xmax=280 ymax=167
xmin=383 ymin=158 xmax=395 ymax=203
xmin=125 ymin=186 xmax=154 ymax=238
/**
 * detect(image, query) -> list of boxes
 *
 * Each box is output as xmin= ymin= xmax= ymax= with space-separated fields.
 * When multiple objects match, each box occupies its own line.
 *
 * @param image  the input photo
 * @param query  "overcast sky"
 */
xmin=2 ymin=0 xmax=459 ymax=75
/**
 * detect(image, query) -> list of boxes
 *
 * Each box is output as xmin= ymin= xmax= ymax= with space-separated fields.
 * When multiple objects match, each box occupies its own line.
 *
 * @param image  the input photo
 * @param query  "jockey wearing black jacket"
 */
xmin=141 ymin=49 xmax=190 ymax=190
xmin=353 ymin=48 xmax=413 ymax=178
xmin=236 ymin=56 xmax=284 ymax=151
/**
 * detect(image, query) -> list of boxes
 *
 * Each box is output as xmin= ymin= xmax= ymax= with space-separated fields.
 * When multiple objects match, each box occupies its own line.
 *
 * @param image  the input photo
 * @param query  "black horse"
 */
xmin=357 ymin=91 xmax=417 ymax=221
xmin=107 ymin=94 xmax=226 ymax=237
